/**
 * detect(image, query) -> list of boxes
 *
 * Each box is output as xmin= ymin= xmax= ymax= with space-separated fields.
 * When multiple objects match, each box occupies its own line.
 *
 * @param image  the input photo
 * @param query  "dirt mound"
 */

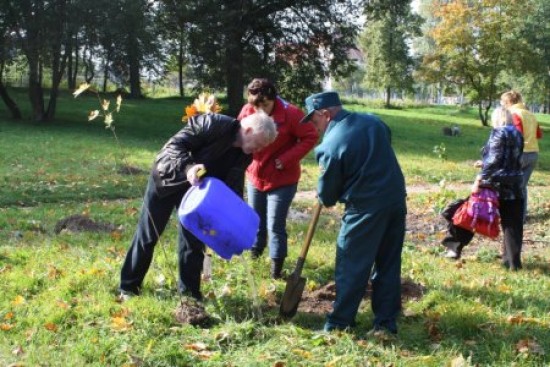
xmin=174 ymin=298 xmax=209 ymax=325
xmin=117 ymin=165 xmax=146 ymax=175
xmin=400 ymin=277 xmax=426 ymax=300
xmin=54 ymin=214 xmax=118 ymax=234
xmin=297 ymin=282 xmax=336 ymax=314
xmin=296 ymin=278 xmax=425 ymax=315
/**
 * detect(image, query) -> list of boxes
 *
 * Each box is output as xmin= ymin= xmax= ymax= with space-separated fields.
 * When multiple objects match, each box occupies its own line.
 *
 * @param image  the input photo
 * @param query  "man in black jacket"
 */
xmin=119 ymin=112 xmax=277 ymax=300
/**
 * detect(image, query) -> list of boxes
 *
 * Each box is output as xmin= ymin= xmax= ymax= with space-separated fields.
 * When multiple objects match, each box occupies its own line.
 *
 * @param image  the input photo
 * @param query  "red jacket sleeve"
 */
xmin=512 ymin=113 xmax=524 ymax=135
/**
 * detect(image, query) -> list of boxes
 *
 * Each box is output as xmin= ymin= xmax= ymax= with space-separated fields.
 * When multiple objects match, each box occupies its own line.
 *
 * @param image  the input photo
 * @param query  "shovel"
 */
xmin=279 ymin=202 xmax=322 ymax=318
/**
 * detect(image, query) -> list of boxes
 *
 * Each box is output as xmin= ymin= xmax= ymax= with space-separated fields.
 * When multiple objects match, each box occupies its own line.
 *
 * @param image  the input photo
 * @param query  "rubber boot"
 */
xmin=270 ymin=258 xmax=285 ymax=279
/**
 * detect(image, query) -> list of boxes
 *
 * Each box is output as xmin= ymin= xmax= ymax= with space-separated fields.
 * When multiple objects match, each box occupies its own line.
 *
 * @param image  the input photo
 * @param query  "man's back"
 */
xmin=315 ymin=110 xmax=406 ymax=212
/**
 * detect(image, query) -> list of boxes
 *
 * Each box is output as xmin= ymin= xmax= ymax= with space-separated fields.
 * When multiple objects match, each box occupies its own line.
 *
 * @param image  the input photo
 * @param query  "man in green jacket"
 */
xmin=301 ymin=91 xmax=407 ymax=334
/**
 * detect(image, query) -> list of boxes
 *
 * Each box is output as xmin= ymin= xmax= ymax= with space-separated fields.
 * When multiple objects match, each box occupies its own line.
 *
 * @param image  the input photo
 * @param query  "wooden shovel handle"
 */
xmin=299 ymin=202 xmax=322 ymax=259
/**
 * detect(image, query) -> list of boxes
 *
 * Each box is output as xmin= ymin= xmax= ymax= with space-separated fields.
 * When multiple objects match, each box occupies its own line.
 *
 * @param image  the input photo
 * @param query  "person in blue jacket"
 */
xmin=301 ymin=91 xmax=407 ymax=334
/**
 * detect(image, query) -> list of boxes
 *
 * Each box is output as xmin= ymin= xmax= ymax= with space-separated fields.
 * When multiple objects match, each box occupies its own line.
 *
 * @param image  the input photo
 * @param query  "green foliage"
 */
xmin=419 ymin=0 xmax=524 ymax=125
xmin=360 ymin=0 xmax=422 ymax=106
xmin=432 ymin=142 xmax=447 ymax=161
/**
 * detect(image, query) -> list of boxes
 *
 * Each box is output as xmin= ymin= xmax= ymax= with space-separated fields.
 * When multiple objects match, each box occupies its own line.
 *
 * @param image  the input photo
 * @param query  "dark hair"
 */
xmin=247 ymin=78 xmax=277 ymax=105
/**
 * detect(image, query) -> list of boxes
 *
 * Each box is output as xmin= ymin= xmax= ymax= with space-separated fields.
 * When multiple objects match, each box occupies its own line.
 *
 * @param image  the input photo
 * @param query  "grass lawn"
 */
xmin=1 ymin=89 xmax=549 ymax=366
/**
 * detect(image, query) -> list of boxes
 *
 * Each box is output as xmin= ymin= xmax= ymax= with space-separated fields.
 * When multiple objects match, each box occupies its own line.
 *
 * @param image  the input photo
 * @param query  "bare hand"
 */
xmin=471 ymin=177 xmax=481 ymax=194
xmin=473 ymin=160 xmax=483 ymax=168
xmin=187 ymin=164 xmax=206 ymax=186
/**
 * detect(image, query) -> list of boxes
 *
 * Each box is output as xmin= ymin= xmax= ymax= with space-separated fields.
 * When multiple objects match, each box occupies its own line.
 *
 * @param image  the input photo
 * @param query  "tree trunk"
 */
xmin=128 ymin=34 xmax=141 ymax=98
xmin=45 ymin=44 xmax=68 ymax=121
xmin=478 ymin=102 xmax=489 ymax=126
xmin=28 ymin=54 xmax=45 ymax=121
xmin=0 ymin=81 xmax=22 ymax=120
xmin=385 ymin=86 xmax=391 ymax=107
xmin=225 ymin=31 xmax=244 ymax=117
xmin=103 ymin=62 xmax=109 ymax=93
xmin=67 ymin=35 xmax=78 ymax=90
xmin=178 ymin=29 xmax=185 ymax=98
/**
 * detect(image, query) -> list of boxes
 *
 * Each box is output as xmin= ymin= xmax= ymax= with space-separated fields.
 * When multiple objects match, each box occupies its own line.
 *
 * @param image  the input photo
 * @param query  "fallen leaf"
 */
xmin=111 ymin=308 xmax=131 ymax=318
xmin=12 ymin=295 xmax=25 ymax=306
xmin=515 ymin=339 xmax=545 ymax=355
xmin=111 ymin=316 xmax=132 ymax=331
xmin=0 ymin=323 xmax=14 ymax=331
xmin=4 ymin=312 xmax=14 ymax=320
xmin=12 ymin=345 xmax=24 ymax=356
xmin=44 ymin=323 xmax=58 ymax=332
xmin=292 ymin=349 xmax=312 ymax=359
xmin=56 ymin=300 xmax=69 ymax=309
xmin=110 ymin=231 xmax=122 ymax=241
xmin=184 ymin=342 xmax=208 ymax=351
xmin=48 ymin=266 xmax=63 ymax=279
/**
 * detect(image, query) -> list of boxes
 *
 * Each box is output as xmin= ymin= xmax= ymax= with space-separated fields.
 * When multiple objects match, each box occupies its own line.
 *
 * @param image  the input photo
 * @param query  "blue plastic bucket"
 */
xmin=178 ymin=177 xmax=259 ymax=260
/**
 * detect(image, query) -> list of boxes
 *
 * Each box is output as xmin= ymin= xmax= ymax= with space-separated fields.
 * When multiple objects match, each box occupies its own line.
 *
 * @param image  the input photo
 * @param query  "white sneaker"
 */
xmin=118 ymin=290 xmax=136 ymax=302
xmin=443 ymin=250 xmax=459 ymax=259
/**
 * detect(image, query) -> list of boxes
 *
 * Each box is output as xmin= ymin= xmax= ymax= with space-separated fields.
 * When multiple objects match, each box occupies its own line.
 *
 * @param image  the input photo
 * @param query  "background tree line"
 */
xmin=0 ymin=0 xmax=549 ymax=124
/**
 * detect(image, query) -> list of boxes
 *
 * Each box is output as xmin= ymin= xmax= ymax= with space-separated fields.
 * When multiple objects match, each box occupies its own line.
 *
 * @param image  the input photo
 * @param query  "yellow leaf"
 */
xmin=184 ymin=342 xmax=208 ymax=351
xmin=12 ymin=295 xmax=25 ymax=306
xmin=220 ymin=284 xmax=232 ymax=296
xmin=183 ymin=105 xmax=198 ymax=122
xmin=73 ymin=83 xmax=91 ymax=98
xmin=44 ymin=323 xmax=58 ymax=332
xmin=111 ymin=308 xmax=131 ymax=318
xmin=88 ymin=110 xmax=100 ymax=121
xmin=110 ymin=230 xmax=122 ymax=241
xmin=0 ymin=323 xmax=14 ymax=331
xmin=48 ymin=266 xmax=63 ymax=279
xmin=111 ymin=316 xmax=132 ymax=331
xmin=56 ymin=300 xmax=69 ymax=310
xmin=101 ymin=99 xmax=110 ymax=111
xmin=4 ymin=312 xmax=14 ymax=320
xmin=292 ymin=349 xmax=312 ymax=359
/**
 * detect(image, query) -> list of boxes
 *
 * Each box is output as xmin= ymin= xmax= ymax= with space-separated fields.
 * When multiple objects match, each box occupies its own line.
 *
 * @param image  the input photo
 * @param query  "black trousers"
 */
xmin=500 ymin=198 xmax=524 ymax=269
xmin=119 ymin=175 xmax=205 ymax=298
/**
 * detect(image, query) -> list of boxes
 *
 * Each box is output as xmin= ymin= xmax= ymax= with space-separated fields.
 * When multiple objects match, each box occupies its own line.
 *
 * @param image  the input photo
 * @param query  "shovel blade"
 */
xmin=279 ymin=274 xmax=306 ymax=318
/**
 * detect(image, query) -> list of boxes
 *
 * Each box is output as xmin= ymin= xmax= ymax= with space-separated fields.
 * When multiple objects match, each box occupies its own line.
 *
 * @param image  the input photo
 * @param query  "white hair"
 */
xmin=491 ymin=106 xmax=512 ymax=128
xmin=240 ymin=111 xmax=278 ymax=144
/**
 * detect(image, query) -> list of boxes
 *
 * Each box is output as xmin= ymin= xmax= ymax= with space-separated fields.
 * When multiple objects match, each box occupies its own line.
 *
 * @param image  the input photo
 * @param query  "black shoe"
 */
xmin=250 ymin=247 xmax=263 ymax=259
xmin=270 ymin=258 xmax=285 ymax=279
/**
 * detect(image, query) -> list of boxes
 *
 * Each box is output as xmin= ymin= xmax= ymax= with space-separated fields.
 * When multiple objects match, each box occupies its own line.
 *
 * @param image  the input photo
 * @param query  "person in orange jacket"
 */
xmin=238 ymin=78 xmax=319 ymax=278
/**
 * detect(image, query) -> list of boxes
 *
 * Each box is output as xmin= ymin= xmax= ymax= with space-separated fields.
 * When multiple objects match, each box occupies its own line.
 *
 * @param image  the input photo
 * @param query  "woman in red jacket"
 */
xmin=238 ymin=78 xmax=319 ymax=278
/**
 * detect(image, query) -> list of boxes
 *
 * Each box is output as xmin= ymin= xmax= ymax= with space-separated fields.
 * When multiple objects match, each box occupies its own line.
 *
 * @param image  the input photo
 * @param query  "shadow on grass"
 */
xmin=523 ymin=260 xmax=550 ymax=275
